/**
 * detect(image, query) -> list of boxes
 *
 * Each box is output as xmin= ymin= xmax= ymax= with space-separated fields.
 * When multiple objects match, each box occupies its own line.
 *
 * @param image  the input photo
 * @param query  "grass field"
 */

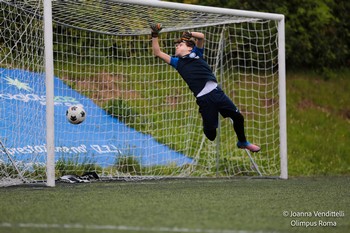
xmin=0 ymin=176 xmax=349 ymax=233
xmin=286 ymin=70 xmax=350 ymax=176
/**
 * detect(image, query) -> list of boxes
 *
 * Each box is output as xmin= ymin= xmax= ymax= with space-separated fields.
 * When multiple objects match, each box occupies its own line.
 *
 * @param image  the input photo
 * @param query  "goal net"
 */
xmin=0 ymin=0 xmax=287 ymax=186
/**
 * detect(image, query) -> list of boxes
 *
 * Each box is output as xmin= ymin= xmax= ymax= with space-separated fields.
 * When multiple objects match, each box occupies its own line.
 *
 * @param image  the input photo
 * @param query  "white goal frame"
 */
xmin=1 ymin=0 xmax=287 ymax=187
xmin=45 ymin=0 xmax=288 ymax=186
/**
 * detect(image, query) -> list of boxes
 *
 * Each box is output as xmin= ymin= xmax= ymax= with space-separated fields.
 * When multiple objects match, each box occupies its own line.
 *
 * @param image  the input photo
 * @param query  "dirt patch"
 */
xmin=298 ymin=99 xmax=316 ymax=110
xmin=341 ymin=109 xmax=350 ymax=120
xmin=166 ymin=95 xmax=182 ymax=109
xmin=297 ymin=99 xmax=350 ymax=120
xmin=261 ymin=98 xmax=278 ymax=108
xmin=61 ymin=72 xmax=140 ymax=106
xmin=297 ymin=99 xmax=331 ymax=114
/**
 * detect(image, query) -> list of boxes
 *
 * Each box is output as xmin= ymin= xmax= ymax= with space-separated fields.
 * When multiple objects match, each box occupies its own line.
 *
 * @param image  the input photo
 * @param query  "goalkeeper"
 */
xmin=151 ymin=24 xmax=260 ymax=152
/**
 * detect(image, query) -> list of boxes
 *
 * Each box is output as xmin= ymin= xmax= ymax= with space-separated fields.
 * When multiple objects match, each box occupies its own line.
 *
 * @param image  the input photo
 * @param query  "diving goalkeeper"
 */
xmin=151 ymin=24 xmax=260 ymax=152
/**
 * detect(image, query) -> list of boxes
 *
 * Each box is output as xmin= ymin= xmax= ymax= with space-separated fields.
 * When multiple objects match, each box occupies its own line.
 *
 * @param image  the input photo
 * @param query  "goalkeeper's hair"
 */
xmin=174 ymin=38 xmax=195 ymax=48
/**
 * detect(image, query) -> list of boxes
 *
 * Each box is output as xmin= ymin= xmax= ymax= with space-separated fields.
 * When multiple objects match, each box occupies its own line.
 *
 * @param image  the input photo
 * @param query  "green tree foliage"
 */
xmin=171 ymin=0 xmax=349 ymax=70
xmin=1 ymin=1 xmax=348 ymax=70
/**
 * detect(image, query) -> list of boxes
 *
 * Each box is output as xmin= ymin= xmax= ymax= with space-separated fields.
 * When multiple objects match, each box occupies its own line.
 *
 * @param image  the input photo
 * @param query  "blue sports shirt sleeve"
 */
xmin=193 ymin=46 xmax=204 ymax=58
xmin=170 ymin=57 xmax=179 ymax=68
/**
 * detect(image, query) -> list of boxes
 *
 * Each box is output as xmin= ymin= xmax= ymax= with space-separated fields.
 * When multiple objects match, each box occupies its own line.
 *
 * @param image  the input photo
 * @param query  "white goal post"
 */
xmin=0 ymin=0 xmax=287 ymax=187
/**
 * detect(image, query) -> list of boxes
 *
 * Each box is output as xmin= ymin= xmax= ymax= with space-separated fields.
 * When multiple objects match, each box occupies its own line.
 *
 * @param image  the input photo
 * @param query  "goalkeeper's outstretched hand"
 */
xmin=151 ymin=23 xmax=162 ymax=38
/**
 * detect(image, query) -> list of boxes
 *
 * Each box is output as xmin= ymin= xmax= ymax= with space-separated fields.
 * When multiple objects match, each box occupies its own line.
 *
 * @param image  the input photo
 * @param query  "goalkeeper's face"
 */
xmin=175 ymin=42 xmax=193 ymax=57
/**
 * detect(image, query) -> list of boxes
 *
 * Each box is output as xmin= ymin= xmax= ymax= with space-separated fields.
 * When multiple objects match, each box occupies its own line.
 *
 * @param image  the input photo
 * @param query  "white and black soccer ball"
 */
xmin=66 ymin=105 xmax=86 ymax=124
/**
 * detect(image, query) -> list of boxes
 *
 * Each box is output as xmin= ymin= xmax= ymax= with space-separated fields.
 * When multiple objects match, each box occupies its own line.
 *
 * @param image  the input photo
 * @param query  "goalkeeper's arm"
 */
xmin=182 ymin=31 xmax=205 ymax=49
xmin=191 ymin=32 xmax=205 ymax=49
xmin=151 ymin=23 xmax=171 ymax=64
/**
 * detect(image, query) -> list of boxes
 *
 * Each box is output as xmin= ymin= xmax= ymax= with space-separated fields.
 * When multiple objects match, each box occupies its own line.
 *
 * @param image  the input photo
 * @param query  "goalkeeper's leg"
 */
xmin=216 ymin=90 xmax=261 ymax=152
xmin=230 ymin=112 xmax=261 ymax=152
xmin=203 ymin=128 xmax=217 ymax=141
xmin=196 ymin=96 xmax=219 ymax=141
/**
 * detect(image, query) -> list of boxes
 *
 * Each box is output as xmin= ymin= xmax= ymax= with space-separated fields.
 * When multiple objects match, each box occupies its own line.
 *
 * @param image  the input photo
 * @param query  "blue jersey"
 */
xmin=170 ymin=46 xmax=217 ymax=97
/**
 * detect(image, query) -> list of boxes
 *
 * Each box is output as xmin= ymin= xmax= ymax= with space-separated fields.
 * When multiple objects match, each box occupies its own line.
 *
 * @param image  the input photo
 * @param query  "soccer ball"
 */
xmin=66 ymin=105 xmax=86 ymax=124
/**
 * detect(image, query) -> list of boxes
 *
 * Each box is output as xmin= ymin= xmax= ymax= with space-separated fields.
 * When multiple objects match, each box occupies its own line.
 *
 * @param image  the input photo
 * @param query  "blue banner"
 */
xmin=0 ymin=68 xmax=193 ymax=168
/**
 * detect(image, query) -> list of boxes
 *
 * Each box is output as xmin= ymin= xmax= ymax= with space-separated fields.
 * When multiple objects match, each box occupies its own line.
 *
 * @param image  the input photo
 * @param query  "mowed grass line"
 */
xmin=0 ymin=176 xmax=349 ymax=233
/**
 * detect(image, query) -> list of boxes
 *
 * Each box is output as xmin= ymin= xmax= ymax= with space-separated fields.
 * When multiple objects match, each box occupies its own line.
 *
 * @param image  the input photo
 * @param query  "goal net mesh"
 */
xmin=0 ymin=0 xmax=281 ymax=185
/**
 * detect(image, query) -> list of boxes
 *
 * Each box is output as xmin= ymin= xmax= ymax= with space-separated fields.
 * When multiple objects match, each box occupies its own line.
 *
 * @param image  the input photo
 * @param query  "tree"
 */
xmin=170 ymin=0 xmax=349 ymax=70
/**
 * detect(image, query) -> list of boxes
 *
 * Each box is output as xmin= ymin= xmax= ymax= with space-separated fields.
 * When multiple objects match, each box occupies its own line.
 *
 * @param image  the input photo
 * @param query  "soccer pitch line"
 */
xmin=0 ymin=222 xmax=278 ymax=233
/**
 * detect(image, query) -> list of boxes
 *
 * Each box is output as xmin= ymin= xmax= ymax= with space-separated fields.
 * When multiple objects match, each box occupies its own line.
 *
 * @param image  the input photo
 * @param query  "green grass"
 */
xmin=0 ymin=177 xmax=349 ymax=233
xmin=286 ymin=70 xmax=350 ymax=176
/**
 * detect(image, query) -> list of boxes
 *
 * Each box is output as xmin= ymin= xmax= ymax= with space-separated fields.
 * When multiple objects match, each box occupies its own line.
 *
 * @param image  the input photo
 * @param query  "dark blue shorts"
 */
xmin=195 ymin=87 xmax=239 ymax=130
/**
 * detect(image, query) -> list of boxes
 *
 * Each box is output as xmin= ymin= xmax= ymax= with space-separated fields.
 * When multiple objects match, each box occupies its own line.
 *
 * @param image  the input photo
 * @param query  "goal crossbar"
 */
xmin=117 ymin=0 xmax=285 ymax=21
